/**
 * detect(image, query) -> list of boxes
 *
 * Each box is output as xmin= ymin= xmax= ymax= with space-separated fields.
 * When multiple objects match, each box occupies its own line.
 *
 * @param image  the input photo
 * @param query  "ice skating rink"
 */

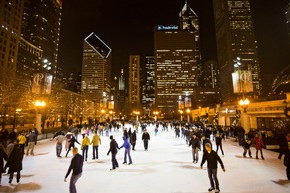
xmin=0 ymin=124 xmax=289 ymax=193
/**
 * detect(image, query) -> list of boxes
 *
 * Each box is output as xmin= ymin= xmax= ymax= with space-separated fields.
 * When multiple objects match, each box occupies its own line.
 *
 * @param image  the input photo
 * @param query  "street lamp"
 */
xmin=153 ymin=111 xmax=159 ymax=121
xmin=101 ymin=109 xmax=105 ymax=122
xmin=179 ymin=110 xmax=184 ymax=121
xmin=186 ymin=108 xmax=191 ymax=123
xmin=239 ymin=98 xmax=250 ymax=113
xmin=134 ymin=111 xmax=140 ymax=121
xmin=34 ymin=100 xmax=46 ymax=134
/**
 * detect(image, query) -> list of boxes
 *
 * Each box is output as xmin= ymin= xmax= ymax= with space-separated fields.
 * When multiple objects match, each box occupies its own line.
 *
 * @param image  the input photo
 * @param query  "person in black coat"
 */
xmin=107 ymin=135 xmax=120 ymax=170
xmin=242 ymin=139 xmax=252 ymax=158
xmin=130 ymin=130 xmax=137 ymax=151
xmin=189 ymin=133 xmax=201 ymax=163
xmin=0 ymin=144 xmax=7 ymax=185
xmin=65 ymin=136 xmax=80 ymax=157
xmin=201 ymin=135 xmax=212 ymax=152
xmin=201 ymin=143 xmax=225 ymax=193
xmin=284 ymin=149 xmax=290 ymax=180
xmin=215 ymin=134 xmax=224 ymax=156
xmin=142 ymin=129 xmax=150 ymax=151
xmin=6 ymin=144 xmax=24 ymax=184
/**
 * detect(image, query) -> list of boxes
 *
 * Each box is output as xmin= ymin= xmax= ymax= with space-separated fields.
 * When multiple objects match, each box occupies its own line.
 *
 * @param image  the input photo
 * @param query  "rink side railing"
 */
xmin=37 ymin=133 xmax=55 ymax=140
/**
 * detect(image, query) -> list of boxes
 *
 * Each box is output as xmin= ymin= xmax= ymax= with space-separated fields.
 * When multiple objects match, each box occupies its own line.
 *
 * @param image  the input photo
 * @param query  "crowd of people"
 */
xmin=0 ymin=127 xmax=38 ymax=185
xmin=0 ymin=120 xmax=290 ymax=192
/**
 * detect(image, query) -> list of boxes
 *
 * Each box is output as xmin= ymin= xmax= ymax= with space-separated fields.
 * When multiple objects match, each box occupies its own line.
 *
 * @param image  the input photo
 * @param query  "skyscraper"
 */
xmin=285 ymin=1 xmax=290 ymax=49
xmin=213 ymin=0 xmax=261 ymax=102
xmin=0 ymin=0 xmax=25 ymax=81
xmin=154 ymin=1 xmax=200 ymax=115
xmin=20 ymin=0 xmax=62 ymax=78
xmin=145 ymin=55 xmax=155 ymax=109
xmin=129 ymin=55 xmax=140 ymax=109
xmin=81 ymin=32 xmax=112 ymax=104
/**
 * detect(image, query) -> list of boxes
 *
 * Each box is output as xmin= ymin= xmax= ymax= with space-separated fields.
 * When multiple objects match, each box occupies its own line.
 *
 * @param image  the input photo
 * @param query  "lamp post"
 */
xmin=186 ymin=108 xmax=191 ymax=123
xmin=153 ymin=111 xmax=159 ymax=122
xmin=239 ymin=98 xmax=250 ymax=113
xmin=179 ymin=110 xmax=184 ymax=121
xmin=109 ymin=110 xmax=113 ymax=122
xmin=239 ymin=98 xmax=250 ymax=133
xmin=134 ymin=111 xmax=140 ymax=121
xmin=35 ymin=100 xmax=46 ymax=134
xmin=101 ymin=109 xmax=105 ymax=122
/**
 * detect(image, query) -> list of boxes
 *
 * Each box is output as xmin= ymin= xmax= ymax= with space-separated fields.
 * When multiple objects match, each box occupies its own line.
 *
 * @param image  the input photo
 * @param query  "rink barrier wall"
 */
xmin=37 ymin=133 xmax=54 ymax=140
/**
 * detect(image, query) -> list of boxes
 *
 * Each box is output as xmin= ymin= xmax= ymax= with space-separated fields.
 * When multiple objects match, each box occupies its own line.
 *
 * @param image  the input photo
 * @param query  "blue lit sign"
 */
xmin=157 ymin=25 xmax=179 ymax=31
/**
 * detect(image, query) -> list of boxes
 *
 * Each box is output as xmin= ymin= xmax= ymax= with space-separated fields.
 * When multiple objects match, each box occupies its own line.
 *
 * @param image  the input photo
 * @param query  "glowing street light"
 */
xmin=35 ymin=100 xmax=46 ymax=107
xmin=134 ymin=111 xmax=140 ymax=121
xmin=153 ymin=111 xmax=159 ymax=121
xmin=186 ymin=108 xmax=191 ymax=122
xmin=34 ymin=100 xmax=46 ymax=134
xmin=239 ymin=98 xmax=250 ymax=113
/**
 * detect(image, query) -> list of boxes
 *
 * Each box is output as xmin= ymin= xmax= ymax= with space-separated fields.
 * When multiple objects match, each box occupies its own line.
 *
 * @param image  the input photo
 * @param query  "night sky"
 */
xmin=58 ymin=0 xmax=290 ymax=91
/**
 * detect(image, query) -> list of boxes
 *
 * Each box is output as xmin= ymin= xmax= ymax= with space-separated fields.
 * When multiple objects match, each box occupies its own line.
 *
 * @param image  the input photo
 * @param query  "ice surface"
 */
xmin=0 ymin=123 xmax=289 ymax=193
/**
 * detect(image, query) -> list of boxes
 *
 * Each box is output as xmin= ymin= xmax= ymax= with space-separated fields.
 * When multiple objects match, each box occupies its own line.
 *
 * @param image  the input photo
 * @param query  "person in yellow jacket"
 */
xmin=81 ymin=135 xmax=90 ymax=161
xmin=91 ymin=131 xmax=101 ymax=160
xmin=17 ymin=132 xmax=27 ymax=152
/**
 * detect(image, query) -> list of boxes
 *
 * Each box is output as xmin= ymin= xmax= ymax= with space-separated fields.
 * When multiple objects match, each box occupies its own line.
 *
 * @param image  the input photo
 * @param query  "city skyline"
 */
xmin=58 ymin=0 xmax=290 ymax=92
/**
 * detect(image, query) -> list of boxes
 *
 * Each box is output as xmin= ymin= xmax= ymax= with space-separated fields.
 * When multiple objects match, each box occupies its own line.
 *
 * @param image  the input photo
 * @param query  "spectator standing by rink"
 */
xmin=201 ymin=143 xmax=225 ymax=193
xmin=120 ymin=135 xmax=133 ymax=165
xmin=6 ymin=143 xmax=24 ymax=184
xmin=0 ymin=144 xmax=7 ymax=185
xmin=284 ymin=146 xmax=290 ymax=180
xmin=64 ymin=147 xmax=83 ymax=193
xmin=142 ymin=129 xmax=150 ymax=151
xmin=81 ymin=135 xmax=90 ymax=162
xmin=130 ymin=129 xmax=137 ymax=151
xmin=215 ymin=134 xmax=224 ymax=156
xmin=107 ymin=135 xmax=120 ymax=171
xmin=253 ymin=134 xmax=264 ymax=160
xmin=26 ymin=130 xmax=37 ymax=156
xmin=91 ymin=131 xmax=101 ymax=160
xmin=55 ymin=133 xmax=66 ymax=158
xmin=242 ymin=138 xmax=252 ymax=158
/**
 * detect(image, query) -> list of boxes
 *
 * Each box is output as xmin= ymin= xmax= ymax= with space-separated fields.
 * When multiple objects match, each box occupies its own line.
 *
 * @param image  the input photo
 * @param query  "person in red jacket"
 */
xmin=253 ymin=134 xmax=264 ymax=160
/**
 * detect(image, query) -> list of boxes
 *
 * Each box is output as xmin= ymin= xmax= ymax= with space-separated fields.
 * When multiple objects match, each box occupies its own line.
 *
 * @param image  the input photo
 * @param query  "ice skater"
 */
xmin=55 ymin=133 xmax=66 ymax=158
xmin=120 ymin=135 xmax=132 ymax=164
xmin=64 ymin=147 xmax=83 ymax=193
xmin=91 ymin=131 xmax=101 ymax=160
xmin=0 ymin=144 xmax=7 ymax=185
xmin=200 ymin=143 xmax=225 ymax=193
xmin=215 ymin=133 xmax=224 ymax=156
xmin=142 ymin=129 xmax=150 ymax=151
xmin=107 ymin=135 xmax=120 ymax=171
xmin=242 ymin=138 xmax=252 ymax=158
xmin=188 ymin=133 xmax=200 ymax=163
xmin=253 ymin=134 xmax=264 ymax=159
xmin=6 ymin=143 xmax=24 ymax=184
xmin=81 ymin=134 xmax=90 ymax=161
xmin=65 ymin=135 xmax=80 ymax=157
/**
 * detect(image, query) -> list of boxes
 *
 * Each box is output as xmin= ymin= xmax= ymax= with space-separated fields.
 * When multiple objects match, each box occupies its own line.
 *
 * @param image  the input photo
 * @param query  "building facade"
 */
xmin=213 ymin=0 xmax=261 ymax=103
xmin=129 ymin=55 xmax=140 ymax=109
xmin=20 ymin=0 xmax=62 ymax=79
xmin=145 ymin=55 xmax=155 ymax=110
xmin=0 ymin=0 xmax=25 ymax=81
xmin=81 ymin=32 xmax=112 ymax=104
